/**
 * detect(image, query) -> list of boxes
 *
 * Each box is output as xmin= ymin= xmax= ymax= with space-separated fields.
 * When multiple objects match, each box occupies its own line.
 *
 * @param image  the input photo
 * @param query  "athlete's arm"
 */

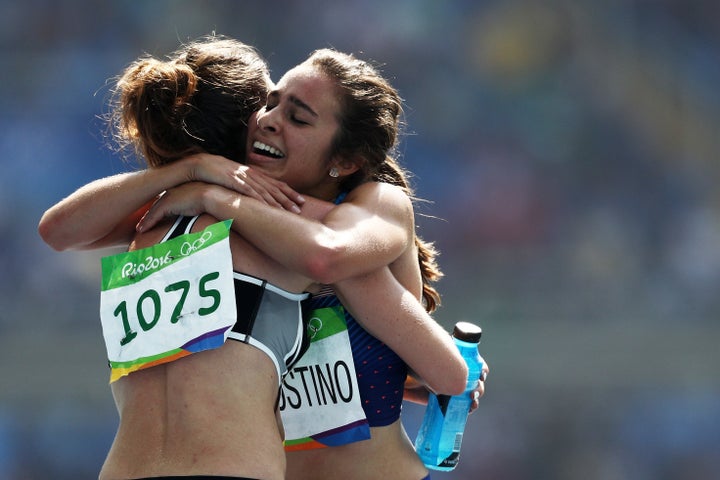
xmin=38 ymin=153 xmax=304 ymax=251
xmin=404 ymin=365 xmax=489 ymax=412
xmin=403 ymin=376 xmax=432 ymax=404
xmin=334 ymin=267 xmax=469 ymax=396
xmin=38 ymin=169 xmax=164 ymax=251
xmin=138 ymin=181 xmax=413 ymax=284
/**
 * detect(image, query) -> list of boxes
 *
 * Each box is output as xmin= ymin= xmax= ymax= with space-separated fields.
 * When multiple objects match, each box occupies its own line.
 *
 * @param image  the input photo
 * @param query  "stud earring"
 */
xmin=329 ymin=167 xmax=339 ymax=178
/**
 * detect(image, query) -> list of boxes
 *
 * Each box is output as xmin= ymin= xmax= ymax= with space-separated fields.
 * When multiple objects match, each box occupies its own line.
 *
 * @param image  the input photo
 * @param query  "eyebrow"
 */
xmin=290 ymin=95 xmax=318 ymax=118
xmin=269 ymin=90 xmax=318 ymax=118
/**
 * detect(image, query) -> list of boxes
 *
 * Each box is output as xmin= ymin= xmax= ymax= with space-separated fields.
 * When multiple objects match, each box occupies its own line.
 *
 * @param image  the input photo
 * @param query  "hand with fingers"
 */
xmin=138 ymin=154 xmax=306 ymax=232
xmin=183 ymin=153 xmax=305 ymax=212
xmin=469 ymin=355 xmax=489 ymax=413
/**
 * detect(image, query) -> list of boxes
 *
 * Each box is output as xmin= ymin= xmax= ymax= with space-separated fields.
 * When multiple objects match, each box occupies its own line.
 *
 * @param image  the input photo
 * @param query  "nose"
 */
xmin=256 ymin=107 xmax=280 ymax=133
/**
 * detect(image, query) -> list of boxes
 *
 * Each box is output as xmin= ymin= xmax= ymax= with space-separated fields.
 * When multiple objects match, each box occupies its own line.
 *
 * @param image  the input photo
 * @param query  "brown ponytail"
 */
xmin=107 ymin=35 xmax=271 ymax=168
xmin=112 ymin=58 xmax=200 ymax=167
xmin=376 ymin=158 xmax=444 ymax=312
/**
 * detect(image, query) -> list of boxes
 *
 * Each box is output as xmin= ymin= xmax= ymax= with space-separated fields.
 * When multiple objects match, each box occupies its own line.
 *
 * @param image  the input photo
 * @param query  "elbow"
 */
xmin=300 ymin=230 xmax=367 ymax=284
xmin=302 ymin=244 xmax=348 ymax=285
xmin=37 ymin=215 xmax=68 ymax=251
xmin=303 ymin=253 xmax=338 ymax=284
xmin=446 ymin=363 xmax=470 ymax=396
xmin=430 ymin=362 xmax=468 ymax=396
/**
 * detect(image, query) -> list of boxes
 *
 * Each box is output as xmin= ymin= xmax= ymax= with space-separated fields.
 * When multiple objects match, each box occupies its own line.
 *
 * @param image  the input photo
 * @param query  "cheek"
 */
xmin=295 ymin=141 xmax=327 ymax=169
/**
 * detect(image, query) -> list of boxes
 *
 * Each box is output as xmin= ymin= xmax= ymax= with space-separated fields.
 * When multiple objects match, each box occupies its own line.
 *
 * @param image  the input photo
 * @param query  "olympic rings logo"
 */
xmin=180 ymin=231 xmax=213 ymax=256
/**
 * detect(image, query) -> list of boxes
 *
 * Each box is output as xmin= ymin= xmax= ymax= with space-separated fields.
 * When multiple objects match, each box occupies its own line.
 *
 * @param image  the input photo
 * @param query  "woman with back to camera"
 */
xmin=39 ymin=42 xmax=487 ymax=480
xmin=72 ymin=35 xmax=311 ymax=480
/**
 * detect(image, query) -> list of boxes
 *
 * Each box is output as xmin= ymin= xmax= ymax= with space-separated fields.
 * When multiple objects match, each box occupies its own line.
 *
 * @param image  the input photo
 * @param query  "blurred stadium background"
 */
xmin=1 ymin=1 xmax=719 ymax=479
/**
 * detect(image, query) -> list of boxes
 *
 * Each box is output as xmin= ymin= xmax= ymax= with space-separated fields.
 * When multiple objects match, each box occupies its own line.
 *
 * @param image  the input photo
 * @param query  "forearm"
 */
xmin=195 ymin=187 xmax=337 ymax=280
xmin=136 ymin=180 xmax=412 ymax=282
xmin=188 ymin=184 xmax=414 ymax=284
xmin=334 ymin=269 xmax=468 ymax=396
xmin=200 ymin=189 xmax=405 ymax=283
xmin=38 ymin=164 xmax=189 ymax=251
xmin=404 ymin=375 xmax=431 ymax=405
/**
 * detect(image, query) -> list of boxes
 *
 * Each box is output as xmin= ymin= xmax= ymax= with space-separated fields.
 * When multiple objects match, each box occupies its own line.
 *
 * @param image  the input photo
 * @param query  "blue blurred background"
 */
xmin=2 ymin=1 xmax=719 ymax=479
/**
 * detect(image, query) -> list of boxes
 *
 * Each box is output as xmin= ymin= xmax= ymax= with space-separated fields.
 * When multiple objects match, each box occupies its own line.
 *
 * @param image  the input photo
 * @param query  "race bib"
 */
xmin=280 ymin=305 xmax=370 ymax=450
xmin=99 ymin=220 xmax=236 ymax=383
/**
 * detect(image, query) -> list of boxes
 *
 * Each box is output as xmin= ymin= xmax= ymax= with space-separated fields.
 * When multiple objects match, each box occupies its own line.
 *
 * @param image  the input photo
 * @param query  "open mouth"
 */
xmin=253 ymin=141 xmax=285 ymax=159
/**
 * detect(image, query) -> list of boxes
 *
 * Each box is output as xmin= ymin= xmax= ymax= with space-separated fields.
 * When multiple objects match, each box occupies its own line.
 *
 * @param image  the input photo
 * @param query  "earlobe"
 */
xmin=329 ymin=155 xmax=362 ymax=179
xmin=337 ymin=156 xmax=362 ymax=177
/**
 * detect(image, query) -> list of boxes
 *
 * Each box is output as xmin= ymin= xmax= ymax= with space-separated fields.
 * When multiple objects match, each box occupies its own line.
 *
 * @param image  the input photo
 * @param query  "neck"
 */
xmin=301 ymin=182 xmax=342 ymax=203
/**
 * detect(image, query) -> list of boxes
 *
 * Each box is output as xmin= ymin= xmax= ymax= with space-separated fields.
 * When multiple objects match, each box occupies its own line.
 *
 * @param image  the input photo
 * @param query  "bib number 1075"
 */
xmin=99 ymin=220 xmax=236 ymax=382
xmin=113 ymin=271 xmax=222 ymax=347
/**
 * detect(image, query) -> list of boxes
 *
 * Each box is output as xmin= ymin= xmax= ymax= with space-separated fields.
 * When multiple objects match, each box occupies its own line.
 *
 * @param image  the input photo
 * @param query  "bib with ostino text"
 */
xmin=280 ymin=304 xmax=371 ymax=450
xmin=99 ymin=219 xmax=236 ymax=383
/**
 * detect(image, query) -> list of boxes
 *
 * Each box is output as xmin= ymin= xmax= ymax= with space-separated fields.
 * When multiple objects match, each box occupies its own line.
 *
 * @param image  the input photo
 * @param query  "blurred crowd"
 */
xmin=1 ymin=1 xmax=718 ymax=479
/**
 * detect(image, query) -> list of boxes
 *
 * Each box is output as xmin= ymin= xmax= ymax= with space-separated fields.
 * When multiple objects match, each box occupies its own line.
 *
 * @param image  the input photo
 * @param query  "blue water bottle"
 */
xmin=414 ymin=321 xmax=483 ymax=471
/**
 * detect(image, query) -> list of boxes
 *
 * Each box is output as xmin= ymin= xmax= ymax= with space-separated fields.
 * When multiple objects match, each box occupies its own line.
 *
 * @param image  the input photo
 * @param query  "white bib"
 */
xmin=99 ymin=220 xmax=236 ymax=382
xmin=280 ymin=304 xmax=370 ymax=450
